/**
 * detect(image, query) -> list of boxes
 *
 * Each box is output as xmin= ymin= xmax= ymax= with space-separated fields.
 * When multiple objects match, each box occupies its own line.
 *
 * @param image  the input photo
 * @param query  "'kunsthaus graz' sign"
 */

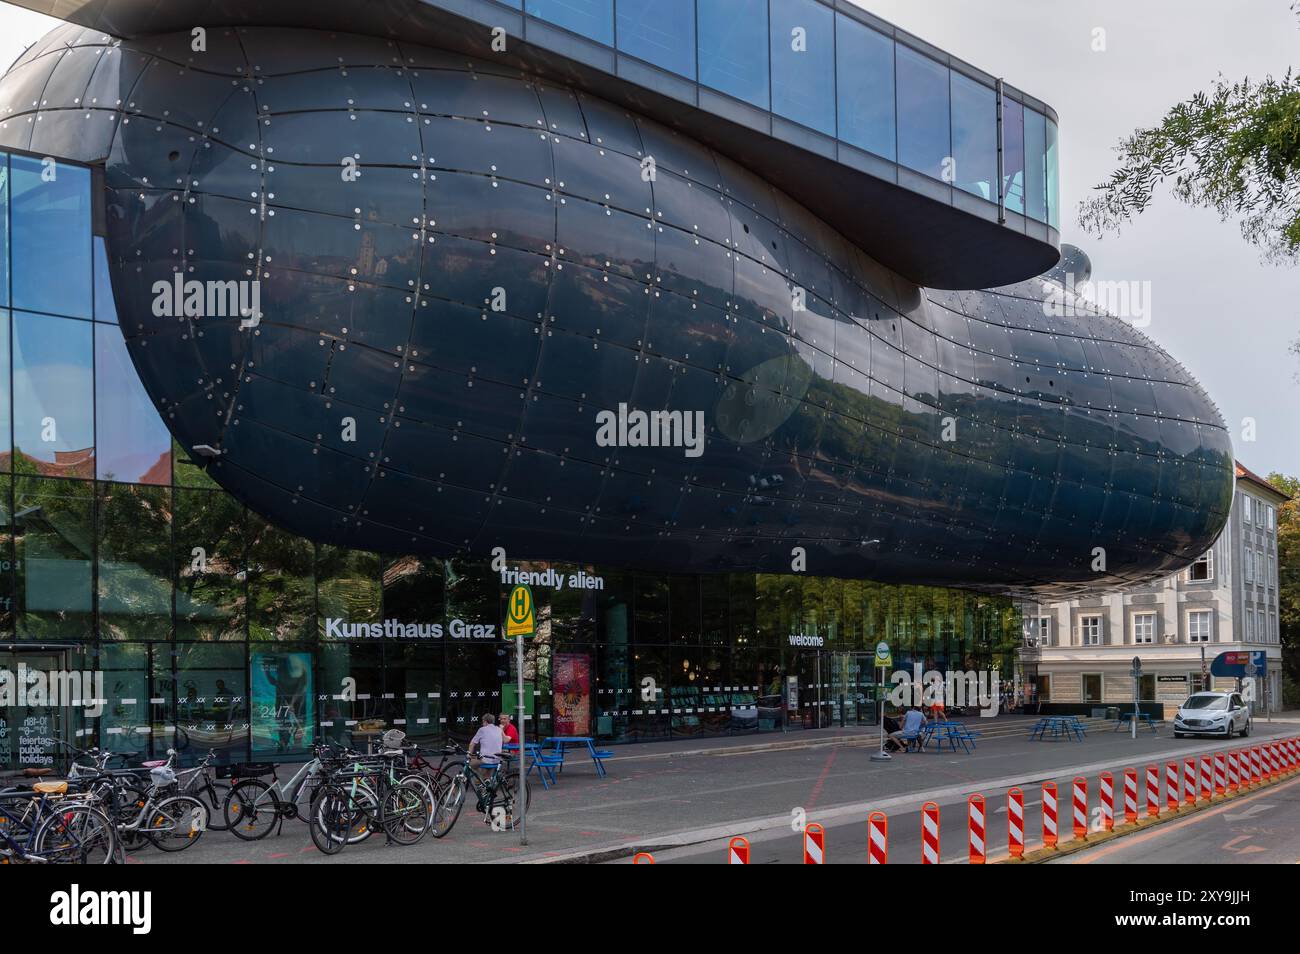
xmin=324 ymin=618 xmax=497 ymax=640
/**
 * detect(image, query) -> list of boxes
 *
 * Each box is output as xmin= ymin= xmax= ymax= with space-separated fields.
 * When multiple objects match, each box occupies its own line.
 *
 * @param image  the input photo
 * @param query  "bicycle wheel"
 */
xmin=33 ymin=805 xmax=117 ymax=864
xmin=309 ymin=787 xmax=350 ymax=855
xmin=430 ymin=773 xmax=468 ymax=838
xmin=382 ymin=779 xmax=432 ymax=846
xmin=144 ymin=795 xmax=208 ymax=851
xmin=224 ymin=778 xmax=280 ymax=840
xmin=485 ymin=773 xmax=531 ymax=831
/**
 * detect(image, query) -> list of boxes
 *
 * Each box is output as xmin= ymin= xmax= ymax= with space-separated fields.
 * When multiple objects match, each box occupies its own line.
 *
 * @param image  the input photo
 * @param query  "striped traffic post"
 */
xmin=803 ymin=823 xmax=826 ymax=864
xmin=1071 ymin=777 xmax=1088 ymax=840
xmin=1007 ymin=787 xmax=1025 ymax=859
xmin=1184 ymin=758 xmax=1197 ymax=804
xmin=1098 ymin=772 xmax=1114 ymax=831
xmin=1199 ymin=754 xmax=1213 ymax=801
xmin=1145 ymin=765 xmax=1160 ymax=818
xmin=1123 ymin=768 xmax=1139 ymax=825
xmin=1042 ymin=781 xmax=1058 ymax=849
xmin=1271 ymin=743 xmax=1282 ymax=778
xmin=1166 ymin=761 xmax=1180 ymax=812
xmin=633 ymin=852 xmax=655 ymax=864
xmin=1227 ymin=750 xmax=1239 ymax=793
xmin=728 ymin=836 xmax=750 ymax=864
xmin=1213 ymin=753 xmax=1226 ymax=797
xmin=867 ymin=813 xmax=887 ymax=865
xmin=1265 ymin=744 xmax=1276 ymax=781
xmin=968 ymin=794 xmax=986 ymax=864
xmin=921 ymin=802 xmax=940 ymax=865
xmin=1251 ymin=746 xmax=1263 ymax=784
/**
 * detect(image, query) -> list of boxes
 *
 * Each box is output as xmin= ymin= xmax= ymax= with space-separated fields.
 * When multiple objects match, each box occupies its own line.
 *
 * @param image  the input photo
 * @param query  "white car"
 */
xmin=1172 ymin=691 xmax=1251 ymax=739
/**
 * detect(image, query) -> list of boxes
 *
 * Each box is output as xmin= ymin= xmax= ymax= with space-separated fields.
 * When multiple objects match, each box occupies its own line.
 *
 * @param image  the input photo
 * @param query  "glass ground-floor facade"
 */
xmin=3 ymin=563 xmax=1022 ymax=769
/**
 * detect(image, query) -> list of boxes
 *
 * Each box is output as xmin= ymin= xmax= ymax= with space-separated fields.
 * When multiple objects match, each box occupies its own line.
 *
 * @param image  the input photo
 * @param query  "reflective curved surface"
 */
xmin=0 ymin=25 xmax=1233 ymax=597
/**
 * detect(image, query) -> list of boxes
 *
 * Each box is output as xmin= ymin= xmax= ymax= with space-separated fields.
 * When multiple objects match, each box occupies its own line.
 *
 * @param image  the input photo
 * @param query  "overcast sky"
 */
xmin=2 ymin=1 xmax=1297 ymax=476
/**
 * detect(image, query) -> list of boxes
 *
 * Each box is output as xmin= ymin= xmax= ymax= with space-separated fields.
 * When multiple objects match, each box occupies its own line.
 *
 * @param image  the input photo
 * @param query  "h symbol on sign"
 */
xmin=513 ymin=591 xmax=528 ymax=617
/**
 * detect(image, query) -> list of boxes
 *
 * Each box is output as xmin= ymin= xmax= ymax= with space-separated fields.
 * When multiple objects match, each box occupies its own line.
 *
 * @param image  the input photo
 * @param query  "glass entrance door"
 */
xmin=0 ymin=648 xmax=70 ymax=772
xmin=828 ymin=652 xmax=874 ymax=726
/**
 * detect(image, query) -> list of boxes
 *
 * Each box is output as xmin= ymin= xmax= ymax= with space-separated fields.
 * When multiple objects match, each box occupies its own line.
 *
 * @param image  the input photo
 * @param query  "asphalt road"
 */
xmin=618 ymin=734 xmax=1300 ymax=864
xmin=1048 ymin=774 xmax=1300 ymax=865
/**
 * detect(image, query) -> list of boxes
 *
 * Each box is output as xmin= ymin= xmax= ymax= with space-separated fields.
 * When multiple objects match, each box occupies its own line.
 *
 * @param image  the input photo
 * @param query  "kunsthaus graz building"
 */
xmin=0 ymin=0 xmax=1231 ymax=769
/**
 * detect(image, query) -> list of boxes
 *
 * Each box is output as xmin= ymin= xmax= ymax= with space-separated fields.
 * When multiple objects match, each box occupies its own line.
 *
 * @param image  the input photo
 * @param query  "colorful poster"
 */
xmin=250 ymin=652 xmax=313 ymax=754
xmin=552 ymin=654 xmax=591 ymax=736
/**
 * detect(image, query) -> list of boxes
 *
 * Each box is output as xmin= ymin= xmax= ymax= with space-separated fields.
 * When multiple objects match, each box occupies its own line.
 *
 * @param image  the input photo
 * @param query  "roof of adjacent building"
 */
xmin=1234 ymin=461 xmax=1291 ymax=502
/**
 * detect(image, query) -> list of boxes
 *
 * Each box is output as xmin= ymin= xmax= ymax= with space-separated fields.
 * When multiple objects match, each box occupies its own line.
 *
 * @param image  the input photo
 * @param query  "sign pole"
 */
xmin=1130 ymin=656 xmax=1142 ymax=741
xmin=505 ymin=584 xmax=536 ymax=847
xmin=516 ymin=626 xmax=526 ymax=846
xmin=870 ymin=641 xmax=892 ymax=763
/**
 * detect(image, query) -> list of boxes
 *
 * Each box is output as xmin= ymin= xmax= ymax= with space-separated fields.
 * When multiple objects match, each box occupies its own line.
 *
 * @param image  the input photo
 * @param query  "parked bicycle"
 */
xmin=429 ymin=742 xmax=531 ymax=838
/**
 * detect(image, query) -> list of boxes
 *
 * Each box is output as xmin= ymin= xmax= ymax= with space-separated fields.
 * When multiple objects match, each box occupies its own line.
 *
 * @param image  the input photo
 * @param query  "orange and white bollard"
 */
xmin=1200 ymin=755 xmax=1213 ymax=801
xmin=1227 ymin=751 xmax=1239 ymax=793
xmin=1145 ymin=765 xmax=1160 ymax=818
xmin=1270 ymin=743 xmax=1282 ymax=778
xmin=803 ymin=823 xmax=826 ymax=864
xmin=1213 ymin=753 xmax=1226 ymax=796
xmin=867 ymin=813 xmax=887 ymax=865
xmin=1042 ymin=781 xmax=1058 ymax=849
xmin=1123 ymin=768 xmax=1139 ymax=825
xmin=920 ymin=802 xmax=940 ymax=865
xmin=1071 ymin=777 xmax=1088 ymax=840
xmin=633 ymin=852 xmax=655 ymax=864
xmin=968 ymin=794 xmax=986 ymax=864
xmin=728 ymin=836 xmax=750 ymax=864
xmin=1251 ymin=746 xmax=1263 ymax=784
xmin=1184 ymin=758 xmax=1197 ymax=804
xmin=1166 ymin=761 xmax=1180 ymax=812
xmin=1098 ymin=772 xmax=1114 ymax=831
xmin=1007 ymin=787 xmax=1025 ymax=859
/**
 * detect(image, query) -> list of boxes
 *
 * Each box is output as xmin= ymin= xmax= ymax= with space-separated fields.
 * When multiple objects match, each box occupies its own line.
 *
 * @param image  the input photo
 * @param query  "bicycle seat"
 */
xmin=142 ymin=760 xmax=167 ymax=768
xmin=33 ymin=781 xmax=68 ymax=795
xmin=21 ymin=768 xmax=54 ymax=778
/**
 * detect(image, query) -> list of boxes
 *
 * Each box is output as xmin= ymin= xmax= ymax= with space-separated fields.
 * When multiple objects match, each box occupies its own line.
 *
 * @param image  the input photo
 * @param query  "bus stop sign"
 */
xmin=505 ymin=584 xmax=536 ymax=639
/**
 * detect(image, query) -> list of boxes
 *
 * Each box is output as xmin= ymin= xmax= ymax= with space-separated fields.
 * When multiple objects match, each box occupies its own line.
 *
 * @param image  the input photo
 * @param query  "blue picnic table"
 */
xmin=920 ymin=720 xmax=979 ymax=753
xmin=1114 ymin=711 xmax=1160 ymax=734
xmin=544 ymin=736 xmax=615 ymax=778
xmin=1029 ymin=715 xmax=1087 ymax=742
xmin=503 ymin=741 xmax=564 ymax=790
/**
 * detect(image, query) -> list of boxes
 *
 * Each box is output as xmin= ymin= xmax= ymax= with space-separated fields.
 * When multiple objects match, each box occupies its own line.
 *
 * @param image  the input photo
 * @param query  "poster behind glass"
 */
xmin=251 ymin=651 xmax=313 ymax=755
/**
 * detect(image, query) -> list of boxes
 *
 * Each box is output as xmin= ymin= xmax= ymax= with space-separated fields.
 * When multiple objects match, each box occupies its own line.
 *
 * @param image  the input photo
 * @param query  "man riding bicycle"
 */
xmin=468 ymin=713 xmax=504 ymax=772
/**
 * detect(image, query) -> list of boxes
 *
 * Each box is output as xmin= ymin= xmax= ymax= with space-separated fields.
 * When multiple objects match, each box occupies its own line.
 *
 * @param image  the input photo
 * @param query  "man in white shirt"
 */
xmin=469 ymin=712 xmax=504 ymax=768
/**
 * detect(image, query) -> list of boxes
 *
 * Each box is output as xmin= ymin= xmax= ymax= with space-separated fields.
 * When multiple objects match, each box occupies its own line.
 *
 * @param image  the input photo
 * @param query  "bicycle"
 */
xmin=309 ymin=753 xmax=433 ymax=855
xmin=430 ymin=742 xmax=531 ymax=838
xmin=222 ymin=742 xmax=362 ymax=840
xmin=0 ymin=783 xmax=117 ymax=864
xmin=173 ymin=749 xmax=232 ymax=832
xmin=75 ymin=750 xmax=209 ymax=853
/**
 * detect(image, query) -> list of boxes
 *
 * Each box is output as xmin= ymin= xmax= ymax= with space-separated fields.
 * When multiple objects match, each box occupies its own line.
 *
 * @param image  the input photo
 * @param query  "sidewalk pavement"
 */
xmin=126 ymin=713 xmax=1300 ymax=865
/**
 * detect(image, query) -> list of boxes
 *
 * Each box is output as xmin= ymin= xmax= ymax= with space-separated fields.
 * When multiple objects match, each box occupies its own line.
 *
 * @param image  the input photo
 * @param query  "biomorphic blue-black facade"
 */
xmin=0 ymin=23 xmax=1233 ymax=597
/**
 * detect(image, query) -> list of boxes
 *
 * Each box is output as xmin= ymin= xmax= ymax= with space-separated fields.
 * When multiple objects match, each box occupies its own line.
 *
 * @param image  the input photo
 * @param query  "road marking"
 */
xmin=1060 ymin=775 xmax=1300 ymax=864
xmin=1224 ymin=803 xmax=1274 ymax=822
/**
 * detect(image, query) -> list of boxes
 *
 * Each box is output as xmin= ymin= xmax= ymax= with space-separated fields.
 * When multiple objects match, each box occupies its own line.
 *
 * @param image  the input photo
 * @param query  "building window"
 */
xmin=1243 ymin=547 xmax=1254 ymax=584
xmin=1033 ymin=673 xmax=1051 ymax=702
xmin=835 ymin=13 xmax=895 ymax=161
xmin=1023 ymin=615 xmax=1051 ymax=646
xmin=698 ymin=0 xmax=770 ymax=109
xmin=1268 ymin=553 xmax=1275 ymax=589
xmin=895 ymin=43 xmax=951 ymax=181
xmin=526 ymin=0 xmax=614 ymax=46
xmin=769 ymin=0 xmax=835 ymax=136
xmin=616 ymin=0 xmax=696 ymax=79
xmin=1187 ymin=609 xmax=1212 ymax=643
xmin=1082 ymin=673 xmax=1103 ymax=703
xmin=1131 ymin=612 xmax=1155 ymax=644
xmin=1187 ymin=550 xmax=1213 ymax=582
xmin=1079 ymin=614 xmax=1102 ymax=646
xmin=1241 ymin=494 xmax=1252 ymax=525
xmin=1245 ymin=611 xmax=1254 ymax=641
xmin=1257 ymin=610 xmax=1266 ymax=644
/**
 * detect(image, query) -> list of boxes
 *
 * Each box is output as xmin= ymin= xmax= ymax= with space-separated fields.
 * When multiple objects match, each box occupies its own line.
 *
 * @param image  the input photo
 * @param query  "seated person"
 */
xmin=901 ymin=706 xmax=928 ymax=750
xmin=469 ymin=712 xmax=504 ymax=771
xmin=884 ymin=713 xmax=905 ymax=752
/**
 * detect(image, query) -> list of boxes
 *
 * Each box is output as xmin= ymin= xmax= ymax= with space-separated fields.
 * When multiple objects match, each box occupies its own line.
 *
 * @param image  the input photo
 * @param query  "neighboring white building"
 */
xmin=1018 ymin=461 xmax=1288 ymax=716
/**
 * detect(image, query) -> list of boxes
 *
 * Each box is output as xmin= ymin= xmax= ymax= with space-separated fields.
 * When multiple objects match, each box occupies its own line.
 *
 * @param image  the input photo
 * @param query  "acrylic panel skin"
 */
xmin=0 ymin=25 xmax=1233 ymax=597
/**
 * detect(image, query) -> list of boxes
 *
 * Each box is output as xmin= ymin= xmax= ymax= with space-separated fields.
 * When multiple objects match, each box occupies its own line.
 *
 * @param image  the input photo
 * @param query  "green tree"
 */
xmin=1267 ymin=471 xmax=1300 ymax=705
xmin=1080 ymin=7 xmax=1300 ymax=263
